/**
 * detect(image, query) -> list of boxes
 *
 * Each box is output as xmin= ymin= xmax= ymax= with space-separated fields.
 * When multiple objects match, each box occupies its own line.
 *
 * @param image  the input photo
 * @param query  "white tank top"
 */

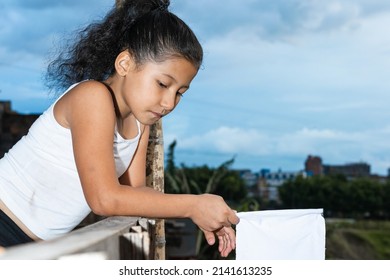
xmin=0 ymin=83 xmax=141 ymax=240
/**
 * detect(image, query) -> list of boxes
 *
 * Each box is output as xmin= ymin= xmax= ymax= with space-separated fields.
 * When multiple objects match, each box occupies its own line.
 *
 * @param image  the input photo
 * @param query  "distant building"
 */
xmin=323 ymin=162 xmax=370 ymax=178
xmin=259 ymin=168 xmax=307 ymax=202
xmin=238 ymin=169 xmax=258 ymax=187
xmin=0 ymin=100 xmax=39 ymax=157
xmin=304 ymin=155 xmax=371 ymax=179
xmin=305 ymin=155 xmax=323 ymax=176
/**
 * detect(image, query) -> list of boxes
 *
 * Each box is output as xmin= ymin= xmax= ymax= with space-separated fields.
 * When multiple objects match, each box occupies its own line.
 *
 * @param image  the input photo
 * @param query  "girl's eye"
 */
xmin=158 ymin=81 xmax=167 ymax=88
xmin=176 ymin=92 xmax=184 ymax=98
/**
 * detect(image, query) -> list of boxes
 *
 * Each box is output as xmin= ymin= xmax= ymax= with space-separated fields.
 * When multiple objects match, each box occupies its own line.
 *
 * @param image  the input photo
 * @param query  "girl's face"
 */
xmin=120 ymin=55 xmax=198 ymax=125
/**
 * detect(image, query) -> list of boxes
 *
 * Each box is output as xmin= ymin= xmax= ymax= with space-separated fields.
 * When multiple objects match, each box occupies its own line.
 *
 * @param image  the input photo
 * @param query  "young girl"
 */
xmin=0 ymin=0 xmax=239 ymax=257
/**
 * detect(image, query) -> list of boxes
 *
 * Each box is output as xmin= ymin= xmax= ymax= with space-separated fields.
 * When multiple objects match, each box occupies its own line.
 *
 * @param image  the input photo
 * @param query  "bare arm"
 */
xmin=62 ymin=81 xmax=238 ymax=256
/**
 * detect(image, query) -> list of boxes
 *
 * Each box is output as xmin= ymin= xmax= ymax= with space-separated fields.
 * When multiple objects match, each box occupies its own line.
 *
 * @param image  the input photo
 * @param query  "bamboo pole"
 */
xmin=115 ymin=0 xmax=165 ymax=260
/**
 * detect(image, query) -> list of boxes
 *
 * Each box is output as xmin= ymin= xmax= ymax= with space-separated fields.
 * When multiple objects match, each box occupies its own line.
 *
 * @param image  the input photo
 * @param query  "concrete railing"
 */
xmin=0 ymin=216 xmax=159 ymax=260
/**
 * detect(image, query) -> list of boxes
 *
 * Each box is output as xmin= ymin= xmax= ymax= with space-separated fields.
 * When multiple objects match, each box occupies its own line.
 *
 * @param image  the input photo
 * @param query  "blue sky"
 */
xmin=1 ymin=0 xmax=390 ymax=175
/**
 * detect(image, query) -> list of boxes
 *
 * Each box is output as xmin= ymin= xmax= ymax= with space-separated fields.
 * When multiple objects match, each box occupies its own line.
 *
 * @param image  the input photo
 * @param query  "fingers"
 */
xmin=218 ymin=233 xmax=227 ymax=256
xmin=202 ymin=226 xmax=236 ymax=258
xmin=227 ymin=209 xmax=240 ymax=226
xmin=203 ymin=230 xmax=216 ymax=246
xmin=215 ymin=226 xmax=236 ymax=258
xmin=219 ymin=231 xmax=231 ymax=257
xmin=225 ymin=226 xmax=236 ymax=251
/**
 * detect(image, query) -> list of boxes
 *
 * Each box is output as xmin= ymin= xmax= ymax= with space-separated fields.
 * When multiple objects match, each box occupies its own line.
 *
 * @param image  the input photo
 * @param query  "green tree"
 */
xmin=348 ymin=178 xmax=384 ymax=218
xmin=383 ymin=180 xmax=390 ymax=219
xmin=278 ymin=175 xmax=389 ymax=219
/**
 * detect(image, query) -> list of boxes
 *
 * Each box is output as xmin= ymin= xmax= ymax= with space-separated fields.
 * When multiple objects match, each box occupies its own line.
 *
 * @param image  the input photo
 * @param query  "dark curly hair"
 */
xmin=45 ymin=0 xmax=203 ymax=93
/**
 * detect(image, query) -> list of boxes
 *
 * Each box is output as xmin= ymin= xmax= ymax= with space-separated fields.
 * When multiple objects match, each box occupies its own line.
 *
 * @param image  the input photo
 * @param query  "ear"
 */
xmin=115 ymin=50 xmax=134 ymax=76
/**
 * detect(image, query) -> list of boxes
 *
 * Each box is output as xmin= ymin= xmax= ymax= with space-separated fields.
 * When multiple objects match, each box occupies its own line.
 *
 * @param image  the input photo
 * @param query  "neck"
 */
xmin=103 ymin=76 xmax=132 ymax=119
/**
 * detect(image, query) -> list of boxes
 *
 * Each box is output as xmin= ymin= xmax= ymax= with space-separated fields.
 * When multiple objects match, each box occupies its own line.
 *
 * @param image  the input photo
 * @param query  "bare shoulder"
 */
xmin=54 ymin=81 xmax=115 ymax=128
xmin=67 ymin=80 xmax=112 ymax=105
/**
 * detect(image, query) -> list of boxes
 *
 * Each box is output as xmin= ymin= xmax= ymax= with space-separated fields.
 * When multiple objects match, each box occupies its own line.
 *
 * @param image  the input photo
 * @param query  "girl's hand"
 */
xmin=190 ymin=194 xmax=239 ymax=232
xmin=202 ymin=226 xmax=236 ymax=257
xmin=189 ymin=194 xmax=239 ymax=257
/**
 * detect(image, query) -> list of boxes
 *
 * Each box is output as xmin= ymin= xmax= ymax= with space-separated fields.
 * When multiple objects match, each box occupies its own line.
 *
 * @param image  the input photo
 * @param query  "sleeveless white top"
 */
xmin=0 ymin=83 xmax=141 ymax=240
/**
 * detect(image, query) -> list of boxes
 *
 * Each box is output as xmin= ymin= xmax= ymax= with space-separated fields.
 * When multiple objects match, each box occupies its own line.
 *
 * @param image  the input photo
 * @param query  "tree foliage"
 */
xmin=164 ymin=140 xmax=247 ymax=201
xmin=278 ymin=174 xmax=390 ymax=219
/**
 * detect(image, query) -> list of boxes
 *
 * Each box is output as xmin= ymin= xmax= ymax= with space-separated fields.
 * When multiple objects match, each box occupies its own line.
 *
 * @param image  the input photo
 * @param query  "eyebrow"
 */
xmin=163 ymin=73 xmax=190 ymax=89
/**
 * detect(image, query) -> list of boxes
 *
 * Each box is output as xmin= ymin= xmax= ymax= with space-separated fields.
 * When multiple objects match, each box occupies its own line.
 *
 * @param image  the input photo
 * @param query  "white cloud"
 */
xmin=179 ymin=126 xmax=272 ymax=155
xmin=169 ymin=125 xmax=390 ymax=174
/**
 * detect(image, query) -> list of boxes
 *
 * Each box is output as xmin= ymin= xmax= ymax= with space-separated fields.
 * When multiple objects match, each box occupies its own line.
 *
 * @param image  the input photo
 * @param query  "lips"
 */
xmin=151 ymin=111 xmax=163 ymax=119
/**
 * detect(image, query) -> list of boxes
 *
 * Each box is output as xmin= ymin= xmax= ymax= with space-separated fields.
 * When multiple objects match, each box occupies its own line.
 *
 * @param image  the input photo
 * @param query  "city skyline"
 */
xmin=1 ymin=0 xmax=390 ymax=175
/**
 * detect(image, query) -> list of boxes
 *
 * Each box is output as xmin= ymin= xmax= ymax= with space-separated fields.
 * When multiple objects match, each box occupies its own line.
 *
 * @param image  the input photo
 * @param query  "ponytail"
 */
xmin=46 ymin=0 xmax=203 ymax=93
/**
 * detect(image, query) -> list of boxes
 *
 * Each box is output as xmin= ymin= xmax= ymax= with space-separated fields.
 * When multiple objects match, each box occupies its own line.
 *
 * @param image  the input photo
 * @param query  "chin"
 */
xmin=142 ymin=119 xmax=158 ymax=126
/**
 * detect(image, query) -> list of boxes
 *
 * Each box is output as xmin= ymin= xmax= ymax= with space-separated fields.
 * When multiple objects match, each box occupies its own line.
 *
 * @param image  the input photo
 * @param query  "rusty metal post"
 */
xmin=145 ymin=120 xmax=165 ymax=260
xmin=115 ymin=0 xmax=165 ymax=260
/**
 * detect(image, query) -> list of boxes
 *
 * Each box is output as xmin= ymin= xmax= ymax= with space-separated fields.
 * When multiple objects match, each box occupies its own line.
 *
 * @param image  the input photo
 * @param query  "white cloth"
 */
xmin=236 ymin=209 xmax=325 ymax=260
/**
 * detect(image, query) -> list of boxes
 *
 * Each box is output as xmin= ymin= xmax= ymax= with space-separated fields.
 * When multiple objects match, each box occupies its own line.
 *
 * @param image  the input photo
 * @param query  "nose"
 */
xmin=161 ymin=91 xmax=179 ymax=112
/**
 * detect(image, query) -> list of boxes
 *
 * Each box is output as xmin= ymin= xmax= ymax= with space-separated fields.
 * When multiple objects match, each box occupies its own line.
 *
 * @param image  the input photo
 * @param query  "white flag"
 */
xmin=236 ymin=209 xmax=326 ymax=260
